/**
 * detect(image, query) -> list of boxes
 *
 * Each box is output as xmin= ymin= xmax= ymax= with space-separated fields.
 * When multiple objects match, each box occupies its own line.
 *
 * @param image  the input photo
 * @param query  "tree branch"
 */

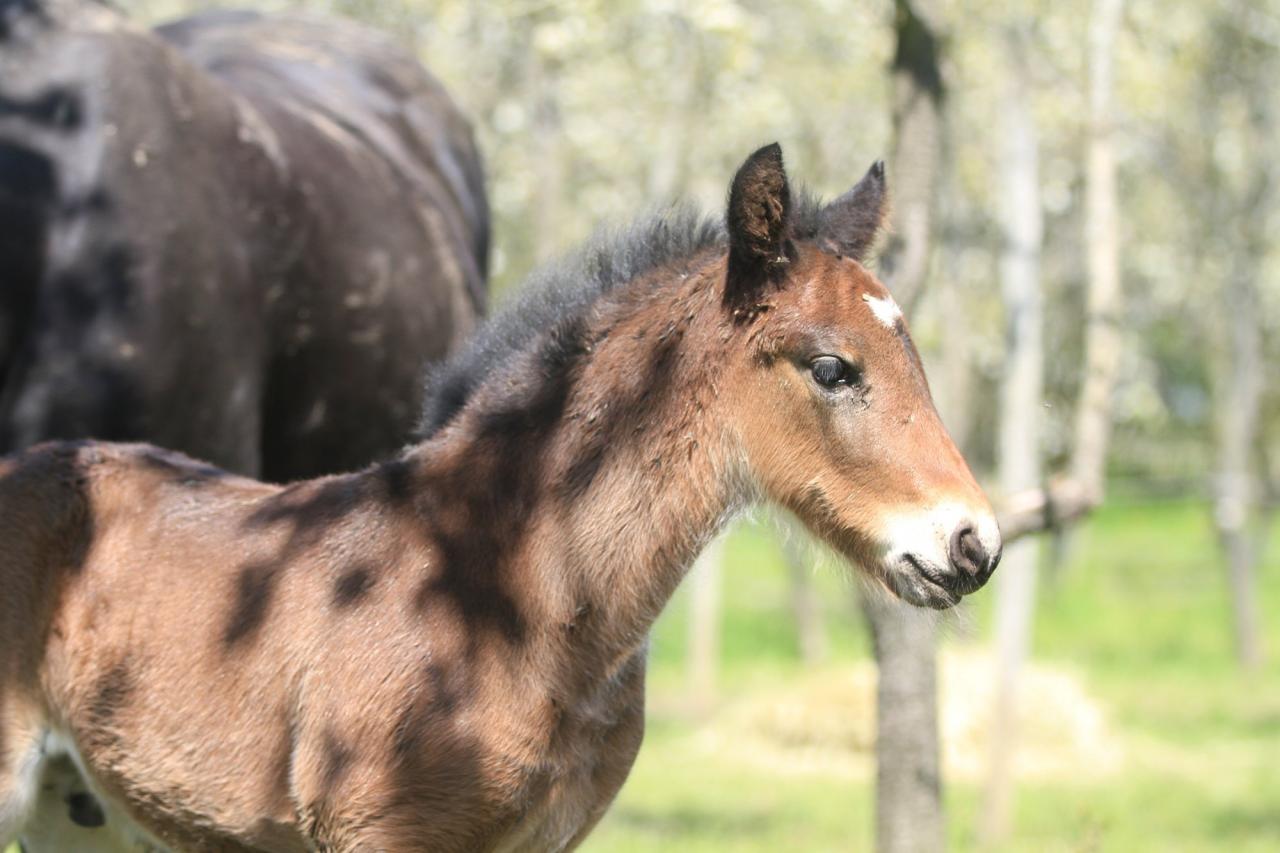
xmin=996 ymin=478 xmax=1101 ymax=543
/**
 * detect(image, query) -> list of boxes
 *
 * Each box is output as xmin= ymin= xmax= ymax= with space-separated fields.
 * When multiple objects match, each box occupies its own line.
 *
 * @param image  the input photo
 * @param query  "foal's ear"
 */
xmin=817 ymin=160 xmax=889 ymax=261
xmin=726 ymin=143 xmax=792 ymax=303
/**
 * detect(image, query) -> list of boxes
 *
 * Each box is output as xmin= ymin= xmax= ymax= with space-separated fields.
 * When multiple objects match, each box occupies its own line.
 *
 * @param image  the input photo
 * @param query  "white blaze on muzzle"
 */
xmin=875 ymin=500 xmax=1001 ymax=579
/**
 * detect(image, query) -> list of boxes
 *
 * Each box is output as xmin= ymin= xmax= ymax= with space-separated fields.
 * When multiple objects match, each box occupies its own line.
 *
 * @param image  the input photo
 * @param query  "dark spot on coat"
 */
xmin=223 ymin=562 xmax=281 ymax=647
xmin=0 ymin=0 xmax=47 ymax=40
xmin=0 ymin=88 xmax=83 ymax=130
xmin=0 ymin=140 xmax=55 ymax=200
xmin=83 ymin=658 xmax=134 ymax=753
xmin=332 ymin=565 xmax=373 ymax=608
xmin=378 ymin=458 xmax=414 ymax=505
xmin=320 ymin=730 xmax=353 ymax=795
xmin=413 ymin=570 xmax=527 ymax=647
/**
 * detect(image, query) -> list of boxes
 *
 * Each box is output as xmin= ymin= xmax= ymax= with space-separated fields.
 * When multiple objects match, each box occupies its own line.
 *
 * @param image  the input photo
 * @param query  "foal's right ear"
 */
xmin=725 ymin=143 xmax=792 ymax=304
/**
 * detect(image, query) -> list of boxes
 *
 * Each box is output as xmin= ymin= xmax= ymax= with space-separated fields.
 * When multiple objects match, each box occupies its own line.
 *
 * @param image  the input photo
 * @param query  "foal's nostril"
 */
xmin=948 ymin=523 xmax=989 ymax=579
xmin=987 ymin=543 xmax=1003 ymax=579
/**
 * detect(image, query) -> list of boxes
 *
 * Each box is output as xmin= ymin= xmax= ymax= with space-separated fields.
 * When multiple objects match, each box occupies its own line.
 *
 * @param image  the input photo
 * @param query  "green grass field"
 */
xmin=583 ymin=500 xmax=1280 ymax=851
xmin=6 ymin=500 xmax=1277 ymax=852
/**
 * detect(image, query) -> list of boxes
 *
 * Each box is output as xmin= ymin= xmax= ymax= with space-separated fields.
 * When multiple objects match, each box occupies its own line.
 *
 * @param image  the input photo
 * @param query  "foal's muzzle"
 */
xmin=880 ymin=506 xmax=1002 ymax=609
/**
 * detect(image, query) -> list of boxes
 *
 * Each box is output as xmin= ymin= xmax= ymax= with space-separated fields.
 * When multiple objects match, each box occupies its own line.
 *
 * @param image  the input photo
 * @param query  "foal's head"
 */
xmin=720 ymin=144 xmax=1000 ymax=608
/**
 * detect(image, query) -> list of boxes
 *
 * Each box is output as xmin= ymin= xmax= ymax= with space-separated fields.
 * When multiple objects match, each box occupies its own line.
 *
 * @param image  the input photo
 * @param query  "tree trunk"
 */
xmin=1206 ymin=180 xmax=1265 ymax=678
xmin=1073 ymin=0 xmax=1125 ymax=501
xmin=879 ymin=0 xmax=945 ymax=317
xmin=687 ymin=534 xmax=725 ymax=711
xmin=980 ymin=27 xmax=1043 ymax=845
xmin=863 ymin=597 xmax=943 ymax=853
xmin=646 ymin=15 xmax=711 ymax=202
xmin=1215 ymin=249 xmax=1265 ymax=670
xmin=983 ymin=0 xmax=1125 ymax=550
xmin=863 ymin=2 xmax=948 ymax=851
xmin=782 ymin=524 xmax=828 ymax=666
xmin=1205 ymin=3 xmax=1271 ymax=672
xmin=933 ymin=259 xmax=973 ymax=454
xmin=528 ymin=36 xmax=565 ymax=265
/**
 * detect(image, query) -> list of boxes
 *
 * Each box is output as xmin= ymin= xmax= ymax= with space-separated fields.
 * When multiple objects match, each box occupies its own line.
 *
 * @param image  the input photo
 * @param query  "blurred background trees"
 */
xmin=129 ymin=0 xmax=1277 ymax=500
xmin=117 ymin=0 xmax=1280 ymax=848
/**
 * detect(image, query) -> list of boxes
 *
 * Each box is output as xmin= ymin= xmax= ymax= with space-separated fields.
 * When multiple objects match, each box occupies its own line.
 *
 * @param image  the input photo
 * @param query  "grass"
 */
xmin=584 ymin=499 xmax=1280 ymax=851
xmin=6 ymin=500 xmax=1276 ymax=852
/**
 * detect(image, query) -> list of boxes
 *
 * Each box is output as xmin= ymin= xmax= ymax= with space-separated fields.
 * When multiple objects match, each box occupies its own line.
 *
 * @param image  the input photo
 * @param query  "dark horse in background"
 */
xmin=0 ymin=0 xmax=489 ymax=482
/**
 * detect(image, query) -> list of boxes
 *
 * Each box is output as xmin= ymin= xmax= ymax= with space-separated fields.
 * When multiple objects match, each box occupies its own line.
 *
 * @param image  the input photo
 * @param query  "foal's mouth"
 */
xmin=828 ymin=529 xmax=967 ymax=610
xmin=852 ymin=504 xmax=1002 ymax=609
xmin=887 ymin=553 xmax=964 ymax=610
xmin=815 ymin=510 xmax=997 ymax=610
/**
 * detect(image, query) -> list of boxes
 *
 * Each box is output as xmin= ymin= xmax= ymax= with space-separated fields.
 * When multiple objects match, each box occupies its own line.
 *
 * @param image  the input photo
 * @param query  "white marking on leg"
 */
xmin=862 ymin=293 xmax=903 ymax=328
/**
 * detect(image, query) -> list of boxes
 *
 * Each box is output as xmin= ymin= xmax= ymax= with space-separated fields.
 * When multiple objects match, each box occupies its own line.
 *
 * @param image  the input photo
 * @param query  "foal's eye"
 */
xmin=810 ymin=356 xmax=857 ymax=388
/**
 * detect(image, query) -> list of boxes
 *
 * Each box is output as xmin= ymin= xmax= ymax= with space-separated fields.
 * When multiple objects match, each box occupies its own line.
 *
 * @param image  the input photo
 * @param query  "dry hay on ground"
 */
xmin=696 ymin=649 xmax=1123 ymax=782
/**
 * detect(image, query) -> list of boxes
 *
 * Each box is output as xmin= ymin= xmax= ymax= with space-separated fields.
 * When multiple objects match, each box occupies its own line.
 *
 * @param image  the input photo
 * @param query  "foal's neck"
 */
xmin=411 ymin=256 xmax=741 ymax=667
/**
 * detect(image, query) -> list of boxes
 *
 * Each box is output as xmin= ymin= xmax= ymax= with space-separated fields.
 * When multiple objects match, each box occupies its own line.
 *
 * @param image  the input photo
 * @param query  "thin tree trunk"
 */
xmin=782 ymin=525 xmax=828 ymax=665
xmin=980 ymin=28 xmax=1043 ymax=845
xmin=1206 ymin=1 xmax=1271 ymax=672
xmin=1074 ymin=0 xmax=1125 ymax=501
xmin=989 ymin=0 xmax=1125 ymax=547
xmin=1038 ymin=0 xmax=1125 ymax=583
xmin=1215 ymin=255 xmax=1265 ymax=670
xmin=934 ymin=262 xmax=973 ymax=454
xmin=646 ymin=16 xmax=713 ymax=202
xmin=528 ymin=38 xmax=564 ymax=265
xmin=863 ymin=2 xmax=948 ymax=851
xmin=687 ymin=534 xmax=724 ymax=711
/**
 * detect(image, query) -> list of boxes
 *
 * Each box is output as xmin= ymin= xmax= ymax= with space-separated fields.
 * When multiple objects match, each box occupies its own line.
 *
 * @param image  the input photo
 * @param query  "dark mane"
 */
xmin=418 ymin=190 xmax=829 ymax=438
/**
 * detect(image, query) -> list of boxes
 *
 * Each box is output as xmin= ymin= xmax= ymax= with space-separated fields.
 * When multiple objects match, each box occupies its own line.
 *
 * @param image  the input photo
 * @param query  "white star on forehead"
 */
xmin=861 ymin=293 xmax=903 ymax=328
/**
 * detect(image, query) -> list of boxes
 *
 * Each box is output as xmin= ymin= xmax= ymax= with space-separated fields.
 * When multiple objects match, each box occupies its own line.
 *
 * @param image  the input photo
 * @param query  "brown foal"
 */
xmin=0 ymin=144 xmax=999 ymax=852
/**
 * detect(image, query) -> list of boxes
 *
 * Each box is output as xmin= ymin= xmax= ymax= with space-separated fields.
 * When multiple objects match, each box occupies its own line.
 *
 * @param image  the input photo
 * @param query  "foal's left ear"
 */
xmin=817 ymin=160 xmax=889 ymax=261
xmin=726 ymin=142 xmax=792 ymax=304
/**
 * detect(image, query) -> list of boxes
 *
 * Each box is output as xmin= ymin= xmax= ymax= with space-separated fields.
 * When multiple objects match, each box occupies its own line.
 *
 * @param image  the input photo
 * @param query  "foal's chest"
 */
xmin=489 ymin=652 xmax=649 ymax=852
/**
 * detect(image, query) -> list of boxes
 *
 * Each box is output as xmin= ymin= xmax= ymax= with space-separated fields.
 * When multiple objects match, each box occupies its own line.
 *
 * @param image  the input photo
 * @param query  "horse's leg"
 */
xmin=13 ymin=738 xmax=157 ymax=853
xmin=0 ymin=707 xmax=46 ymax=847
xmin=18 ymin=754 xmax=118 ymax=853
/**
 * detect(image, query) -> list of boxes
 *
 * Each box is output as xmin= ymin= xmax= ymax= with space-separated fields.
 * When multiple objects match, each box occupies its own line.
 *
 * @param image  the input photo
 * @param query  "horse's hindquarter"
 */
xmin=0 ymin=9 xmax=278 ymax=472
xmin=31 ymin=444 xmax=308 ymax=848
xmin=157 ymin=11 xmax=489 ymax=481
xmin=2 ymin=5 xmax=488 ymax=483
